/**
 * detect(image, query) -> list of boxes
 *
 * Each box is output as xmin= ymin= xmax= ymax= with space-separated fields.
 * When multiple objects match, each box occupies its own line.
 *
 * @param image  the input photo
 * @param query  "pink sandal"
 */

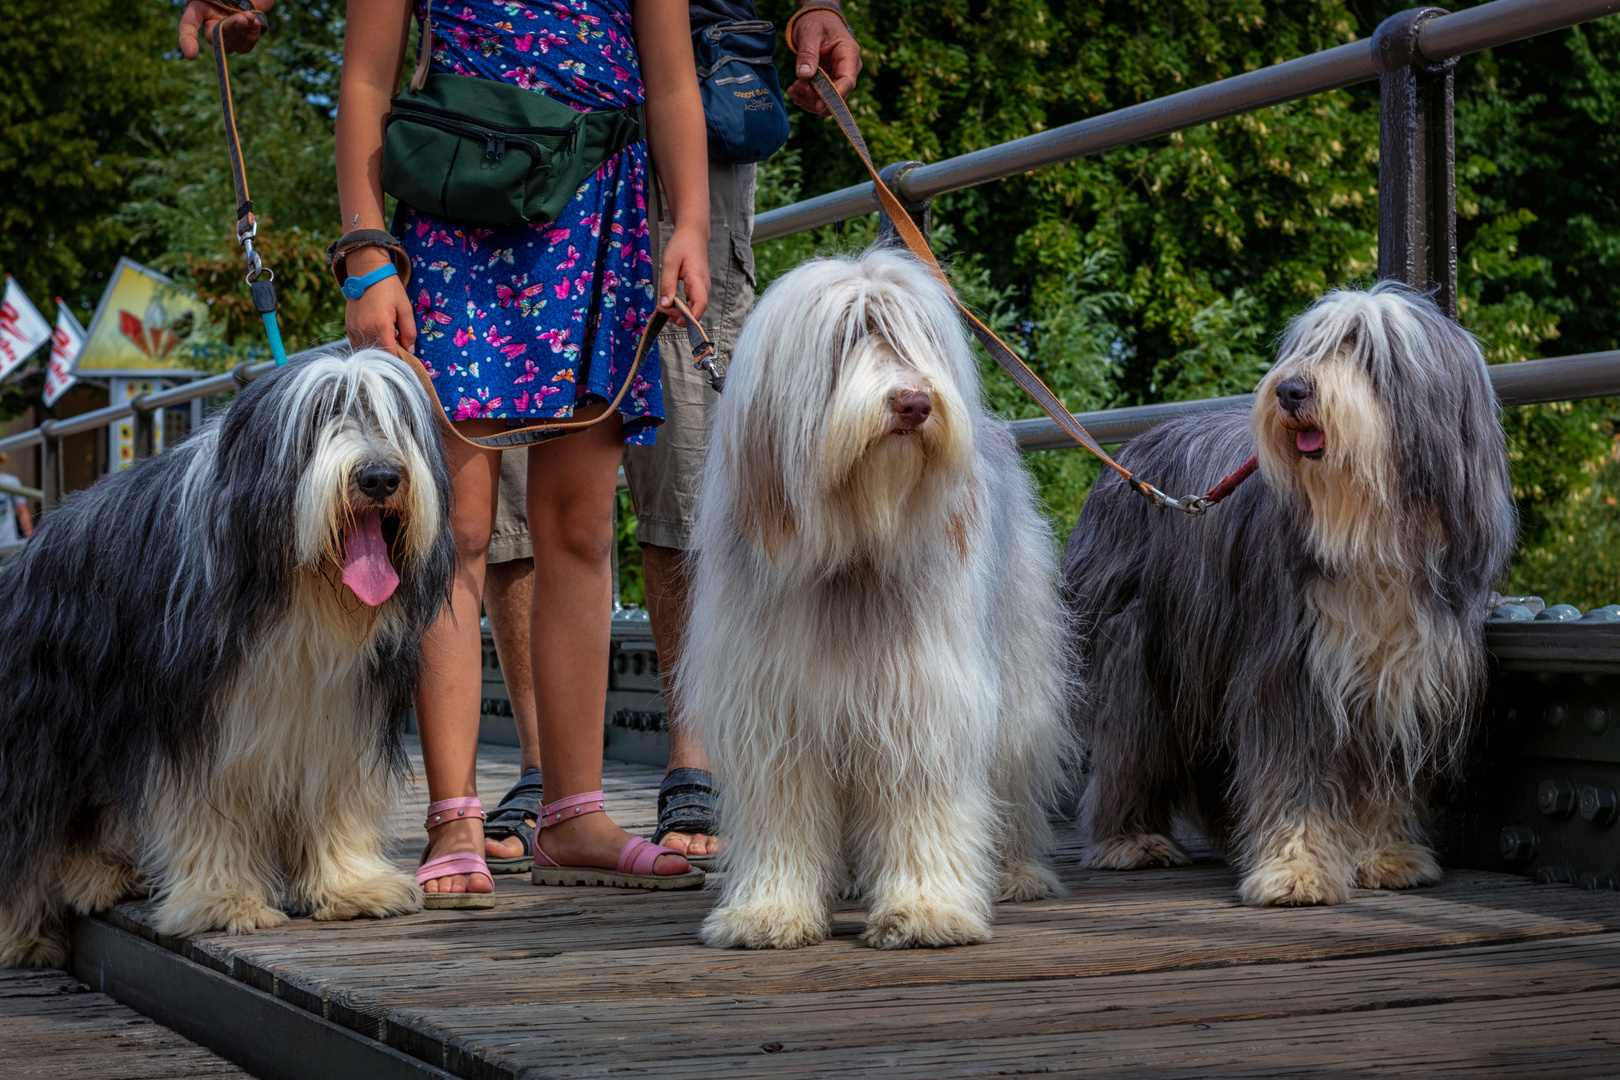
xmin=530 ymin=791 xmax=705 ymax=890
xmin=417 ymin=797 xmax=496 ymax=910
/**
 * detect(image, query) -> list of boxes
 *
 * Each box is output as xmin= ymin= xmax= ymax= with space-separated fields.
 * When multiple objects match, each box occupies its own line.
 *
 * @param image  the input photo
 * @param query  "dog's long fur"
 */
xmin=681 ymin=248 xmax=1074 ymax=950
xmin=0 ymin=349 xmax=454 ymax=965
xmin=1062 ymin=284 xmax=1515 ymax=906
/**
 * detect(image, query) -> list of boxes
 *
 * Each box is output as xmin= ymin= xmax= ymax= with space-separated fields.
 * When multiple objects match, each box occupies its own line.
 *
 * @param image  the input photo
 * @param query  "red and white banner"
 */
xmin=44 ymin=302 xmax=86 ymax=406
xmin=0 ymin=276 xmax=52 ymax=379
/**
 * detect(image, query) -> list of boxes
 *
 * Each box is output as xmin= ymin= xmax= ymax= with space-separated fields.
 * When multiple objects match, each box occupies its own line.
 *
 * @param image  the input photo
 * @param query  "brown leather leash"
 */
xmin=787 ymin=35 xmax=1255 ymax=513
xmin=391 ymin=296 xmax=716 ymax=452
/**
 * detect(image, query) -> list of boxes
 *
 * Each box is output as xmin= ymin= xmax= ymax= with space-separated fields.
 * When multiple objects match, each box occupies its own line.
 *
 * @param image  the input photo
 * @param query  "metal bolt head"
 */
xmin=1538 ymin=779 xmax=1578 ymax=818
xmin=1578 ymin=870 xmax=1618 ymax=892
xmin=1585 ymin=703 xmax=1610 ymax=736
xmin=1578 ymin=785 xmax=1619 ymax=825
xmin=1499 ymin=825 xmax=1538 ymax=863
xmin=1535 ymin=863 xmax=1577 ymax=885
xmin=1543 ymin=704 xmax=1569 ymax=730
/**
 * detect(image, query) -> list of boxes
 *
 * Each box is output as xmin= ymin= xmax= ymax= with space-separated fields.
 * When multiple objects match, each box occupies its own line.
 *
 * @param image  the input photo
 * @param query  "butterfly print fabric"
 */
xmin=398 ymin=0 xmax=663 ymax=444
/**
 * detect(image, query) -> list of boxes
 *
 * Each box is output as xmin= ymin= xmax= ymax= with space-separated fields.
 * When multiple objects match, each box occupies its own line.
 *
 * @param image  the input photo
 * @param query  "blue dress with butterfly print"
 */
xmin=399 ymin=0 xmax=663 ymax=444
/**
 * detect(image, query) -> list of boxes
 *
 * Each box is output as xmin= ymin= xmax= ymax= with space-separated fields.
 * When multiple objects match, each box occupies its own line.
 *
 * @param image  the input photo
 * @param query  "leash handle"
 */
xmin=789 ymin=53 xmax=1218 ymax=513
xmin=394 ymin=295 xmax=711 ymax=453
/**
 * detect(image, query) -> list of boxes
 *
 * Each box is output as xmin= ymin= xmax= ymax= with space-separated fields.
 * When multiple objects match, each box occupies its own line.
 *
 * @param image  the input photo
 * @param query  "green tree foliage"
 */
xmin=0 ymin=0 xmax=175 ymax=318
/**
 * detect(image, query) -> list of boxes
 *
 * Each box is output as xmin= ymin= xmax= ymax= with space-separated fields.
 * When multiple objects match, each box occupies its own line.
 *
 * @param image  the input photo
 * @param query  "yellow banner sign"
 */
xmin=77 ymin=257 xmax=209 ymax=376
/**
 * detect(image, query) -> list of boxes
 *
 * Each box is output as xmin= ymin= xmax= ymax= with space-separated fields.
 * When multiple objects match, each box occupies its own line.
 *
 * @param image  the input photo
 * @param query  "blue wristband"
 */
xmin=341 ymin=263 xmax=399 ymax=300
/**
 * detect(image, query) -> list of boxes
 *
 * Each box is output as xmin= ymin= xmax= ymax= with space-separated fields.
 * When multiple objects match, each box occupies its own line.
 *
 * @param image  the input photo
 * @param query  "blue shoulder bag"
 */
xmin=694 ymin=21 xmax=791 ymax=165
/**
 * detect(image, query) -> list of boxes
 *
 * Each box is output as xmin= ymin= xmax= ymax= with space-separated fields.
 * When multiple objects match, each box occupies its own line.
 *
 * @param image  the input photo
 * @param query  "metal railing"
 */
xmin=0 ymin=0 xmax=1616 ymax=550
xmin=754 ymin=0 xmax=1620 ymax=242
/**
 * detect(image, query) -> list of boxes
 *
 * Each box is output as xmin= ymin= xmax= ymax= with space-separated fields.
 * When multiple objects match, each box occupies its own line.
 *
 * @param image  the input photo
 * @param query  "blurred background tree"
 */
xmin=0 ymin=0 xmax=1614 ymax=603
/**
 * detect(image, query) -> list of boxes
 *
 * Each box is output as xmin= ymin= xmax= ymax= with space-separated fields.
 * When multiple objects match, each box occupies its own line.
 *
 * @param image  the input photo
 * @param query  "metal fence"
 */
xmin=3 ymin=0 xmax=1619 ymax=552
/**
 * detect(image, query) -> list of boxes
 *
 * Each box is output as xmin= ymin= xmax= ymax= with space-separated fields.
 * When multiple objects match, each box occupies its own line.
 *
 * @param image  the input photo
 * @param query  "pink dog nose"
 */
xmin=889 ymin=389 xmax=932 ymax=430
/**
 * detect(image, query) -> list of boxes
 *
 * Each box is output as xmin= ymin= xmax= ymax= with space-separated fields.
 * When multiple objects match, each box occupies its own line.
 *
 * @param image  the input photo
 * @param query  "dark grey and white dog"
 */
xmin=1063 ymin=284 xmax=1514 ymax=906
xmin=0 ymin=349 xmax=454 ymax=966
xmin=682 ymin=248 xmax=1073 ymax=951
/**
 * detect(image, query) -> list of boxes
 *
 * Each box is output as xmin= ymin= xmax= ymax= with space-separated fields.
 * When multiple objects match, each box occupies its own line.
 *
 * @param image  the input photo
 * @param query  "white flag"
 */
xmin=44 ymin=302 xmax=85 ymax=406
xmin=0 ymin=276 xmax=52 ymax=379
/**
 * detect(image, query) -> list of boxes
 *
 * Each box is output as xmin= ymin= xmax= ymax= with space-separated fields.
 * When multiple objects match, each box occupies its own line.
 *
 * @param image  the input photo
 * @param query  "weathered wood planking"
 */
xmin=0 ymin=967 xmax=251 ymax=1078
xmin=95 ymin=739 xmax=1620 ymax=1078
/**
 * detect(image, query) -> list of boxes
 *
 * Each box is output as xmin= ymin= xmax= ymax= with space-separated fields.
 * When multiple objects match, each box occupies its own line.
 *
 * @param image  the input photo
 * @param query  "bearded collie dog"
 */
xmin=1063 ymin=284 xmax=1514 ymax=906
xmin=681 ymin=249 xmax=1074 ymax=950
xmin=0 ymin=349 xmax=454 ymax=965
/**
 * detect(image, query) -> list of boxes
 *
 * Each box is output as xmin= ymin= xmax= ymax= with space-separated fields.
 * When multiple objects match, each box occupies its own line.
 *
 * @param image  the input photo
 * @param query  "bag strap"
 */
xmin=394 ymin=296 xmax=715 ymax=452
xmin=783 ymin=29 xmax=1230 ymax=514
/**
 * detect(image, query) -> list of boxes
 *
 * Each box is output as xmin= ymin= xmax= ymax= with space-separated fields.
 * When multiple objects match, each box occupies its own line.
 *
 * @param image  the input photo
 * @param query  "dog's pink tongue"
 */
xmin=342 ymin=510 xmax=399 ymax=607
xmin=1296 ymin=428 xmax=1325 ymax=454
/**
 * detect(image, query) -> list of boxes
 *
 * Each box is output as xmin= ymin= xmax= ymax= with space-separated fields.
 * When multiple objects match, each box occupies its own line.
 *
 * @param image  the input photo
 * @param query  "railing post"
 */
xmin=876 ymin=161 xmax=933 ymax=248
xmin=1373 ymin=7 xmax=1459 ymax=318
xmin=130 ymin=393 xmax=156 ymax=461
xmin=39 ymin=423 xmax=60 ymax=514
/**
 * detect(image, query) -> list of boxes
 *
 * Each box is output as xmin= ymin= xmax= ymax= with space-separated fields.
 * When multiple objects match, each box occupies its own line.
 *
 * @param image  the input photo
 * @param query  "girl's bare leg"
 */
xmin=416 ymin=419 xmax=504 ymax=894
xmin=528 ymin=411 xmax=688 ymax=873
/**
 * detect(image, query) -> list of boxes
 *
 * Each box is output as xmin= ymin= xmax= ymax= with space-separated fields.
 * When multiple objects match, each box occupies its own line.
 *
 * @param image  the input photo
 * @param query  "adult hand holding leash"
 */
xmin=784 ymin=0 xmax=861 ymax=116
xmin=178 ymin=0 xmax=272 ymax=60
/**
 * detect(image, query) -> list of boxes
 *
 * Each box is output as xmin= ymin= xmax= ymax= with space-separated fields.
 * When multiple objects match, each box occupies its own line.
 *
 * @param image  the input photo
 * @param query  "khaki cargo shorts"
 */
xmin=623 ymin=159 xmax=756 ymax=550
xmin=486 ymin=159 xmax=756 ymax=560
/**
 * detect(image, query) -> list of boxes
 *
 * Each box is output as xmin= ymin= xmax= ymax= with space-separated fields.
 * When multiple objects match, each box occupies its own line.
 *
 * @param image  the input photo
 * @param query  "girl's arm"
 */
xmin=335 ymin=0 xmax=418 ymax=352
xmin=634 ymin=0 xmax=710 ymax=323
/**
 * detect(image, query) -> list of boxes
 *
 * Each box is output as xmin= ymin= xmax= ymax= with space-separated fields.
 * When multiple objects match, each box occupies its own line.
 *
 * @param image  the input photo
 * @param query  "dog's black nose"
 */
xmin=357 ymin=464 xmax=401 ymax=501
xmin=889 ymin=389 xmax=932 ymax=431
xmin=1275 ymin=378 xmax=1312 ymax=415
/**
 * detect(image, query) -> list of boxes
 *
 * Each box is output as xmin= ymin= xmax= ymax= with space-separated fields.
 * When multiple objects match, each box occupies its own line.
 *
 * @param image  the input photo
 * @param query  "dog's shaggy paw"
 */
xmin=997 ymin=860 xmax=1063 ymax=902
xmin=862 ymin=903 xmax=993 ymax=950
xmin=157 ymin=895 xmax=289 ymax=937
xmin=1240 ymin=859 xmax=1351 ymax=907
xmin=1356 ymin=842 xmax=1441 ymax=890
xmin=1083 ymin=833 xmax=1192 ymax=870
xmin=701 ymin=902 xmax=828 ymax=950
xmin=0 ymin=927 xmax=68 ymax=969
xmin=311 ymin=873 xmax=424 ymax=921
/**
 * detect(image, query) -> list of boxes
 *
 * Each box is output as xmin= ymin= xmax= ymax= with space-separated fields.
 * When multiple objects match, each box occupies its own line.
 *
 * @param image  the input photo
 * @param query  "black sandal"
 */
xmin=483 ymin=767 xmax=542 ymax=874
xmin=651 ymin=767 xmax=721 ymax=869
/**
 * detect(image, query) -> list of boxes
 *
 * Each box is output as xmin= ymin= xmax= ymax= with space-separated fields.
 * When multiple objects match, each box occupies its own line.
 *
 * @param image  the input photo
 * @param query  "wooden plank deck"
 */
xmin=74 ymin=739 xmax=1620 ymax=1078
xmin=0 ymin=966 xmax=251 ymax=1078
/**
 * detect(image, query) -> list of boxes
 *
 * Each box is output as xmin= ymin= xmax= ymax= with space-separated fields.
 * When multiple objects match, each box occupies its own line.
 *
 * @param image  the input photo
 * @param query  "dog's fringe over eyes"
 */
xmin=0 ymin=348 xmax=456 ymax=967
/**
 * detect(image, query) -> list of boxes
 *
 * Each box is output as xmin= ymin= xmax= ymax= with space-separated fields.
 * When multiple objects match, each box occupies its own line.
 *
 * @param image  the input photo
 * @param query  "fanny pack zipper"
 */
xmin=386 ymin=110 xmax=577 ymax=161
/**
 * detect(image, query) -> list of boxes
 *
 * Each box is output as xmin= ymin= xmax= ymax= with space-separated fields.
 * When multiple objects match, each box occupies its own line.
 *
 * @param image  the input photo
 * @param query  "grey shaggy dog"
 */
xmin=0 ymin=349 xmax=454 ymax=966
xmin=1063 ymin=284 xmax=1515 ymax=906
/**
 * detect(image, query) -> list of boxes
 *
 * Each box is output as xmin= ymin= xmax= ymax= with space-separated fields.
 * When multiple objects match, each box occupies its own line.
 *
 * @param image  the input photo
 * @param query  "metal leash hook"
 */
xmin=208 ymin=0 xmax=288 ymax=365
xmin=1133 ymin=481 xmax=1208 ymax=516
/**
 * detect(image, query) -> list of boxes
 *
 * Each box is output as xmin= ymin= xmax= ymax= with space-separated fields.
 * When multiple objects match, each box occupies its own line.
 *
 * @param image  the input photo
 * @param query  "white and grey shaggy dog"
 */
xmin=1063 ymin=284 xmax=1515 ymax=907
xmin=0 ymin=349 xmax=454 ymax=966
xmin=681 ymin=248 xmax=1074 ymax=951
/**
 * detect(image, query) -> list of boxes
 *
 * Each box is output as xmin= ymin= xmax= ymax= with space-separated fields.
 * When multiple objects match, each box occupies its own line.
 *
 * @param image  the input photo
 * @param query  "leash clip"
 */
xmin=1134 ymin=481 xmax=1208 ymax=516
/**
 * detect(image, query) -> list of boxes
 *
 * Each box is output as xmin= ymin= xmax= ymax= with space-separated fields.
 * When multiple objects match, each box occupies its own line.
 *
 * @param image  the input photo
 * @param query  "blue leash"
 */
xmin=207 ymin=3 xmax=289 ymax=366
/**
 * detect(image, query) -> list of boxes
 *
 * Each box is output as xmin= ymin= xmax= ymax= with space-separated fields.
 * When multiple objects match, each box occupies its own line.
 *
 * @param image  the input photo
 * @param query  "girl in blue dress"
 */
xmin=335 ymin=0 xmax=710 ymax=902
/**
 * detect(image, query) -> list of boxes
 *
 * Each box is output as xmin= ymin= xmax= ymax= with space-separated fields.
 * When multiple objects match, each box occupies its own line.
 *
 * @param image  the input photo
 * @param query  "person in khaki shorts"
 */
xmin=479 ymin=0 xmax=863 ymax=871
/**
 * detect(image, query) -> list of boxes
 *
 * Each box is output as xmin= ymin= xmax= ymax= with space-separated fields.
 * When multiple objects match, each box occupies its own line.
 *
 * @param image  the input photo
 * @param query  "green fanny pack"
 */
xmin=381 ymin=72 xmax=644 ymax=229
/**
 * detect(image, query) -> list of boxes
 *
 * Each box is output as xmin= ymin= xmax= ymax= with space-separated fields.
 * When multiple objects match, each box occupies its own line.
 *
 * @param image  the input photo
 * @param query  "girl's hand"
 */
xmin=657 ymin=224 xmax=710 ymax=327
xmin=344 ymin=249 xmax=417 ymax=354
